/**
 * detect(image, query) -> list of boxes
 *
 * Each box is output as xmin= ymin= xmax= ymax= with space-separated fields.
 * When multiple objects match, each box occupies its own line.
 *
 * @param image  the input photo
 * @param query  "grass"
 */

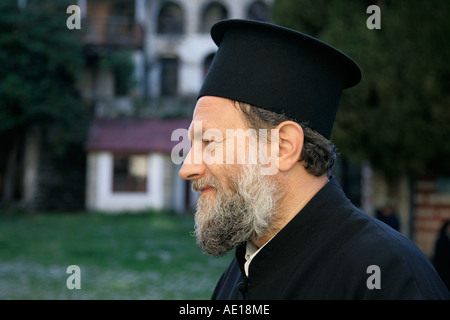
xmin=0 ymin=209 xmax=232 ymax=299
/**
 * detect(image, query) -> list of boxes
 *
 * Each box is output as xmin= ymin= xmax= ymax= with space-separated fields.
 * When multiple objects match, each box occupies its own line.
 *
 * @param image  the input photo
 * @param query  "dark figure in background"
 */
xmin=376 ymin=204 xmax=400 ymax=231
xmin=434 ymin=221 xmax=450 ymax=290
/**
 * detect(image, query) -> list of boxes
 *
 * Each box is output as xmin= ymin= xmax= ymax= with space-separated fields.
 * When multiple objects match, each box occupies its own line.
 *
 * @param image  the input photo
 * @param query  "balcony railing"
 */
xmin=82 ymin=17 xmax=143 ymax=49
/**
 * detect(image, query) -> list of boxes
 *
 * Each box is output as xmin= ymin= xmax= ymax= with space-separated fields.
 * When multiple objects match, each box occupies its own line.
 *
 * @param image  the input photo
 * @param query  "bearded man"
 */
xmin=179 ymin=19 xmax=449 ymax=299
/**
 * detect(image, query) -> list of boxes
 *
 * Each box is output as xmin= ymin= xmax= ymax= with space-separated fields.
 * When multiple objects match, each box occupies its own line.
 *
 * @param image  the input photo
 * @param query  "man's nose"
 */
xmin=179 ymin=148 xmax=206 ymax=180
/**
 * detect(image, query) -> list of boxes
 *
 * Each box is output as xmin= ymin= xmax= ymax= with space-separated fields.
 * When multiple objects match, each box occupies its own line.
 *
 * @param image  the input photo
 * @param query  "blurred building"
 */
xmin=81 ymin=0 xmax=273 ymax=213
xmin=85 ymin=118 xmax=192 ymax=212
xmin=78 ymin=0 xmax=272 ymax=116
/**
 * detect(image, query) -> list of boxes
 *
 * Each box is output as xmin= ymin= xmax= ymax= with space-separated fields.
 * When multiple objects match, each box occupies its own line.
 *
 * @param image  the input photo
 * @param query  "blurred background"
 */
xmin=0 ymin=0 xmax=449 ymax=298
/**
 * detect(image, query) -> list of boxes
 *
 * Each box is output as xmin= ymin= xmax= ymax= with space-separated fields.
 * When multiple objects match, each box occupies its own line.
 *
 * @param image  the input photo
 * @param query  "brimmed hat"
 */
xmin=198 ymin=19 xmax=362 ymax=139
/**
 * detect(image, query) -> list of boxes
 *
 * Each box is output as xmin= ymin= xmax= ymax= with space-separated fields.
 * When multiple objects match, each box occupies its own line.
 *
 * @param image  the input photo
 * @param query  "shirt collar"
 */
xmin=236 ymin=176 xmax=345 ymax=280
xmin=244 ymin=237 xmax=274 ymax=276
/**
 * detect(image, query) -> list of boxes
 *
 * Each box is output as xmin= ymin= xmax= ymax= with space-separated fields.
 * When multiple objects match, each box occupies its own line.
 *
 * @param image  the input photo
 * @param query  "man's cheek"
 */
xmin=204 ymin=143 xmax=224 ymax=165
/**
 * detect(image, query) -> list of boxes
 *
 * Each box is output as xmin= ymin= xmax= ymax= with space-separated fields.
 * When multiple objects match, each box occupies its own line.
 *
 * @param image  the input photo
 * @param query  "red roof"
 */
xmin=86 ymin=118 xmax=191 ymax=154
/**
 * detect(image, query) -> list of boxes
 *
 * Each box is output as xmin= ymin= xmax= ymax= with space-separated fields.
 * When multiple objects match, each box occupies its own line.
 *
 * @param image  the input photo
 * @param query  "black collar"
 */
xmin=235 ymin=176 xmax=351 ymax=283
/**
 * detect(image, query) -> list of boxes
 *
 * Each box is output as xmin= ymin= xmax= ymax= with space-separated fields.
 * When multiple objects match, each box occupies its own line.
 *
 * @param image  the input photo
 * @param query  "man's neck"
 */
xmin=251 ymin=171 xmax=329 ymax=248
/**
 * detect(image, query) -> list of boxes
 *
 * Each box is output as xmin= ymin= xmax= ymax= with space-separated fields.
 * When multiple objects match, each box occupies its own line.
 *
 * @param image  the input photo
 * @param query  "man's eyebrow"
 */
xmin=188 ymin=123 xmax=225 ymax=141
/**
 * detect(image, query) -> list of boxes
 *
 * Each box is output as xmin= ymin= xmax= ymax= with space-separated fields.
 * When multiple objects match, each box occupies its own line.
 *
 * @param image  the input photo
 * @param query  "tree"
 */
xmin=0 ymin=0 xmax=89 ymax=204
xmin=272 ymin=0 xmax=450 ymax=178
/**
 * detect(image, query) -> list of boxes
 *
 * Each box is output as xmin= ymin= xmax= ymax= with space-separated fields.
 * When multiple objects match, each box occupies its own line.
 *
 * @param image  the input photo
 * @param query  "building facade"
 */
xmin=145 ymin=0 xmax=272 ymax=98
xmin=78 ymin=0 xmax=272 ymax=117
xmin=85 ymin=118 xmax=194 ymax=213
xmin=81 ymin=0 xmax=273 ymax=213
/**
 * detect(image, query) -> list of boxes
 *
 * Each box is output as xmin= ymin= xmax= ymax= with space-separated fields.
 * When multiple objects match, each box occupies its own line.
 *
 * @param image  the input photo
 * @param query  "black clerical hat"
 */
xmin=198 ymin=19 xmax=362 ymax=139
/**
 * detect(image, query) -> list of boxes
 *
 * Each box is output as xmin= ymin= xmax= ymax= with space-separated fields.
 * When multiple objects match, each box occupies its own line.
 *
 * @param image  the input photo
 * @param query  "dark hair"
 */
xmin=232 ymin=100 xmax=337 ymax=176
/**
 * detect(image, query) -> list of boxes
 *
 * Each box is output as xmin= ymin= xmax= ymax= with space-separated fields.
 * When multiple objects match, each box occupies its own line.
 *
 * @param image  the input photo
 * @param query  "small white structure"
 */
xmin=85 ymin=118 xmax=197 ymax=213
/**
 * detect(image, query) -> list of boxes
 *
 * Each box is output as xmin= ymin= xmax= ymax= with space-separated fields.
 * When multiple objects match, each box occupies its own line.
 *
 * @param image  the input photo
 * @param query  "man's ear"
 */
xmin=275 ymin=121 xmax=304 ymax=172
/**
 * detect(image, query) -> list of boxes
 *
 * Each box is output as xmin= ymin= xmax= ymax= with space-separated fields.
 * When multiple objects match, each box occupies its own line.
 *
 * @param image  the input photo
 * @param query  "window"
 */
xmin=160 ymin=57 xmax=179 ymax=96
xmin=109 ymin=0 xmax=135 ymax=37
xmin=247 ymin=1 xmax=270 ymax=22
xmin=200 ymin=2 xmax=228 ymax=33
xmin=112 ymin=155 xmax=148 ymax=192
xmin=111 ymin=0 xmax=135 ymax=20
xmin=157 ymin=2 xmax=184 ymax=35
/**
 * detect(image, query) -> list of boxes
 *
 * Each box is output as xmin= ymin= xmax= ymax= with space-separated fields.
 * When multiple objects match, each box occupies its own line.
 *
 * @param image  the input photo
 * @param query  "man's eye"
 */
xmin=202 ymin=139 xmax=212 ymax=145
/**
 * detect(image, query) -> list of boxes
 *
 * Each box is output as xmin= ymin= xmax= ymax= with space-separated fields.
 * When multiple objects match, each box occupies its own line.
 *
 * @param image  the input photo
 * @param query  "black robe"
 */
xmin=212 ymin=178 xmax=450 ymax=300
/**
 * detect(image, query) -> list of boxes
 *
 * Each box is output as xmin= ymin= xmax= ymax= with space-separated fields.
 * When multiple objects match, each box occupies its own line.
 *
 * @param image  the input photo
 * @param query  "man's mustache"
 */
xmin=192 ymin=176 xmax=220 ymax=193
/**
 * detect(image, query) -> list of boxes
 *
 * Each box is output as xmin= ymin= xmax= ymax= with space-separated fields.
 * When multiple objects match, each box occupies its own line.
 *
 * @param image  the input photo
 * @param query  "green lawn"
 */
xmin=0 ymin=210 xmax=232 ymax=299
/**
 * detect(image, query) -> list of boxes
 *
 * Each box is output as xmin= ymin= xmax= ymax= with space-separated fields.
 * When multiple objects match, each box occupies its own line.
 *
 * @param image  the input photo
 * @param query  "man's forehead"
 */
xmin=195 ymin=95 xmax=230 ymax=108
xmin=188 ymin=96 xmax=244 ymax=134
xmin=194 ymin=96 xmax=233 ymax=117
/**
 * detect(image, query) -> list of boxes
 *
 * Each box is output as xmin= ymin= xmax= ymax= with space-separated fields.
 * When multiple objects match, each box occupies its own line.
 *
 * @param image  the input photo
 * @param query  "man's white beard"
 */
xmin=192 ymin=163 xmax=283 ymax=257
